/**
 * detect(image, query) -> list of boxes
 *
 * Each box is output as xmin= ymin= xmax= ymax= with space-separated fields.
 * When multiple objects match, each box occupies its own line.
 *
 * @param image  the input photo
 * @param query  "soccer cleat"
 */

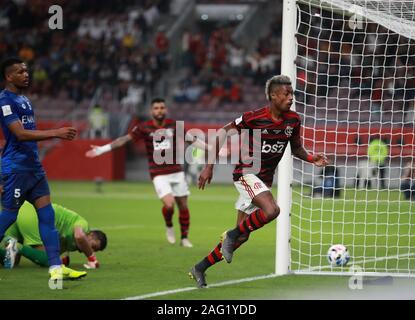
xmin=49 ymin=265 xmax=87 ymax=281
xmin=220 ymin=230 xmax=236 ymax=263
xmin=189 ymin=266 xmax=207 ymax=288
xmin=4 ymin=237 xmax=18 ymax=269
xmin=180 ymin=238 xmax=193 ymax=248
xmin=166 ymin=227 xmax=176 ymax=244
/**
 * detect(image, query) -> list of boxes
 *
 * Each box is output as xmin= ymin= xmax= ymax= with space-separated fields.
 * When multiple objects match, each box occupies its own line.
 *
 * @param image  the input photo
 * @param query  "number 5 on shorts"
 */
xmin=14 ymin=188 xmax=21 ymax=198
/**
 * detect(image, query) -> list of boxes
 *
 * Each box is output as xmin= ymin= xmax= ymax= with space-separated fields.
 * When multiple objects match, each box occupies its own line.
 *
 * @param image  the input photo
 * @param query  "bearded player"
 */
xmin=86 ymin=98 xmax=202 ymax=248
xmin=189 ymin=75 xmax=329 ymax=287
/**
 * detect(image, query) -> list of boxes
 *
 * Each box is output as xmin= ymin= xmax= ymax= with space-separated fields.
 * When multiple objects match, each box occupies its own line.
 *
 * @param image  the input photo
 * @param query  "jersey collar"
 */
xmin=266 ymin=106 xmax=284 ymax=124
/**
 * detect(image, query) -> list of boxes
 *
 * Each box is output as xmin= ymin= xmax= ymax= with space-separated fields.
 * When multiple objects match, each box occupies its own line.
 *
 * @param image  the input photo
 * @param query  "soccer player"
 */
xmin=1 ymin=201 xmax=107 ymax=269
xmin=86 ymin=98 xmax=202 ymax=247
xmin=0 ymin=57 xmax=86 ymax=281
xmin=189 ymin=75 xmax=329 ymax=288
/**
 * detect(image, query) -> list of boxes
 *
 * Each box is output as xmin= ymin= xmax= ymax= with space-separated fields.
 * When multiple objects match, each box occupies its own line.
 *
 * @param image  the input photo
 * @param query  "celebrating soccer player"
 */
xmin=0 ymin=57 xmax=86 ymax=282
xmin=86 ymin=98 xmax=206 ymax=248
xmin=189 ymin=75 xmax=329 ymax=288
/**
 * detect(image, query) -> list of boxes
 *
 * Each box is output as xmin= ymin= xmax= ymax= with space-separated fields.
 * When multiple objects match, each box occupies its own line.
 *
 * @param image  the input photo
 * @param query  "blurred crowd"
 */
xmin=173 ymin=16 xmax=282 ymax=105
xmin=296 ymin=5 xmax=415 ymax=120
xmin=0 ymin=0 xmax=170 ymax=104
xmin=1 ymin=0 xmax=414 ymax=125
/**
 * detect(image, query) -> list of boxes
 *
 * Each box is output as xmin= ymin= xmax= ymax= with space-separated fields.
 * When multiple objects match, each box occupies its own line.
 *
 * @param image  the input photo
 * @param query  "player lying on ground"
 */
xmin=0 ymin=57 xmax=85 ymax=281
xmin=86 ymin=98 xmax=209 ymax=248
xmin=189 ymin=75 xmax=329 ymax=288
xmin=1 ymin=201 xmax=107 ymax=269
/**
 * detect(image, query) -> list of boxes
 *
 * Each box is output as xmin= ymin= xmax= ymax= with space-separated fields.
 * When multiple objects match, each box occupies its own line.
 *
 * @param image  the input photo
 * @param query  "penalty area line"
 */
xmin=122 ymin=273 xmax=278 ymax=300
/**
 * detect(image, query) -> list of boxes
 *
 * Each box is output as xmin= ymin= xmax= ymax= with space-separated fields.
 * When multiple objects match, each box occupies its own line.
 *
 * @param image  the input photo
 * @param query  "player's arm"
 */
xmin=198 ymin=122 xmax=237 ymax=189
xmin=290 ymin=132 xmax=328 ymax=167
xmin=73 ymin=226 xmax=99 ymax=268
xmin=185 ymin=132 xmax=212 ymax=152
xmin=8 ymin=120 xmax=76 ymax=141
xmin=85 ymin=134 xmax=132 ymax=158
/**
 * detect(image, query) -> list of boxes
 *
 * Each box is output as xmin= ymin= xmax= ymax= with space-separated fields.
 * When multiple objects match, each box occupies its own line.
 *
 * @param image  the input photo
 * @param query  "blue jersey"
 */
xmin=0 ymin=89 xmax=43 ymax=174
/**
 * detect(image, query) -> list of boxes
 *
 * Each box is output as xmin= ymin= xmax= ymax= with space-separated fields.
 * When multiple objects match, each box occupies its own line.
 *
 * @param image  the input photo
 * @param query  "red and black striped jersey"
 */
xmin=232 ymin=106 xmax=301 ymax=186
xmin=129 ymin=119 xmax=183 ymax=179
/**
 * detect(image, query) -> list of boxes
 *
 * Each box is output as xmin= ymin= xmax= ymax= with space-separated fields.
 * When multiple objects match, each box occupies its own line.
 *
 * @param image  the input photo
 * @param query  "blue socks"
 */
xmin=0 ymin=210 xmax=18 ymax=241
xmin=36 ymin=204 xmax=61 ymax=267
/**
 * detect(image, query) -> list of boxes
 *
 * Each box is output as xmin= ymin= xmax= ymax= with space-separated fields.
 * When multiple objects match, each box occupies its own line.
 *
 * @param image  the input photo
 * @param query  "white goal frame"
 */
xmin=276 ymin=0 xmax=415 ymax=277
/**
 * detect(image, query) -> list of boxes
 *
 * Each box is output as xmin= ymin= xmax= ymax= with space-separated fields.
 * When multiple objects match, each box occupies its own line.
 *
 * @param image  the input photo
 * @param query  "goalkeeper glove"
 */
xmin=84 ymin=253 xmax=100 ymax=269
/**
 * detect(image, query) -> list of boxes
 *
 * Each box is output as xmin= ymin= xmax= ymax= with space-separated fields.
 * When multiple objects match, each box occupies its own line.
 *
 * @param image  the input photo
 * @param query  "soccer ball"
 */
xmin=327 ymin=244 xmax=350 ymax=266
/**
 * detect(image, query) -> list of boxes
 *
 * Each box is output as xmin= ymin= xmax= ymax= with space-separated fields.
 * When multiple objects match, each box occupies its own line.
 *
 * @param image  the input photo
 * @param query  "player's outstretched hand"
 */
xmin=198 ymin=166 xmax=213 ymax=190
xmin=56 ymin=127 xmax=77 ymax=140
xmin=313 ymin=153 xmax=329 ymax=167
xmin=84 ymin=254 xmax=100 ymax=269
xmin=85 ymin=145 xmax=100 ymax=158
xmin=84 ymin=260 xmax=99 ymax=269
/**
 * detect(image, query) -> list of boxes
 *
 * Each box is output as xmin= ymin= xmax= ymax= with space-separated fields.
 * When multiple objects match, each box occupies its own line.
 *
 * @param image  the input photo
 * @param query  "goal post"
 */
xmin=276 ymin=0 xmax=297 ymax=276
xmin=277 ymin=0 xmax=415 ymax=277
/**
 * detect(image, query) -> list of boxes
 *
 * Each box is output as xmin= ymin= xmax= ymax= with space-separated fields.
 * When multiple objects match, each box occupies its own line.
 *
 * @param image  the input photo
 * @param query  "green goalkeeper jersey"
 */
xmin=5 ymin=201 xmax=89 ymax=253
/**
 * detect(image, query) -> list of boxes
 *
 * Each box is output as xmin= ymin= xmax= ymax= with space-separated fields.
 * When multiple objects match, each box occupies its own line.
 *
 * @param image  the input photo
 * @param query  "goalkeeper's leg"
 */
xmin=22 ymin=245 xmax=50 ymax=267
xmin=0 ymin=243 xmax=49 ymax=267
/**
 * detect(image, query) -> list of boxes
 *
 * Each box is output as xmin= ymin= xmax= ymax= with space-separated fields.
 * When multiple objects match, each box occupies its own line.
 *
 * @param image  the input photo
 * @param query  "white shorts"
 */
xmin=153 ymin=171 xmax=190 ymax=199
xmin=234 ymin=174 xmax=270 ymax=215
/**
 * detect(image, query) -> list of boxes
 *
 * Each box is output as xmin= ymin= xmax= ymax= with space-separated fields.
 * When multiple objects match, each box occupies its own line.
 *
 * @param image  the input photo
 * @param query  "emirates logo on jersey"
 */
xmin=285 ymin=126 xmax=293 ymax=137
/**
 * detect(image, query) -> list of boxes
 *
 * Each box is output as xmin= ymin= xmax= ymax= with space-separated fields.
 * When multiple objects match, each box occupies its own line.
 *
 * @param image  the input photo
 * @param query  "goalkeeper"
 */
xmin=1 ymin=201 xmax=107 ymax=269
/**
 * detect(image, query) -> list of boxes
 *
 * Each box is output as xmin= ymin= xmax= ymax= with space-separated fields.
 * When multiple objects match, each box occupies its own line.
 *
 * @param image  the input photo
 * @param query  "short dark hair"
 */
xmin=265 ymin=75 xmax=292 ymax=101
xmin=89 ymin=230 xmax=108 ymax=251
xmin=151 ymin=98 xmax=165 ymax=105
xmin=1 ymin=57 xmax=24 ymax=80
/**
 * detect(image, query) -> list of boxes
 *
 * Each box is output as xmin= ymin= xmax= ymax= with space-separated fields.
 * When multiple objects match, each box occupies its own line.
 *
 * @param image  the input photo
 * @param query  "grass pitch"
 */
xmin=0 ymin=181 xmax=413 ymax=300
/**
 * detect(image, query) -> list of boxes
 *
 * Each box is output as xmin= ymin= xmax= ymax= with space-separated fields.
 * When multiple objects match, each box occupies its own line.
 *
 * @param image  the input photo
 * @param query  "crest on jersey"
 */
xmin=1 ymin=105 xmax=12 ymax=116
xmin=285 ymin=126 xmax=293 ymax=137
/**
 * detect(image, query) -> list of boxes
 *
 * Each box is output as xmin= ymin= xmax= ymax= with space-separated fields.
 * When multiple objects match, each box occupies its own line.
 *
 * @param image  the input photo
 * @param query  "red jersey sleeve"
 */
xmin=232 ymin=111 xmax=253 ymax=132
xmin=289 ymin=114 xmax=303 ymax=148
xmin=129 ymin=123 xmax=145 ymax=141
xmin=291 ymin=117 xmax=301 ymax=140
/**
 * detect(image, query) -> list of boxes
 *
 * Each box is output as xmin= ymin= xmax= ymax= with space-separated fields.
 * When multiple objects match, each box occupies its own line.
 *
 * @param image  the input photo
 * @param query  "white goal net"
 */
xmin=290 ymin=0 xmax=415 ymax=276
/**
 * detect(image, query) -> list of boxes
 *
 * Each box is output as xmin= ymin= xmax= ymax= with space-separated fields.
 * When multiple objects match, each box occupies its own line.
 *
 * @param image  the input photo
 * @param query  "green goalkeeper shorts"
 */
xmin=4 ymin=223 xmax=24 ymax=244
xmin=9 ymin=210 xmax=43 ymax=247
